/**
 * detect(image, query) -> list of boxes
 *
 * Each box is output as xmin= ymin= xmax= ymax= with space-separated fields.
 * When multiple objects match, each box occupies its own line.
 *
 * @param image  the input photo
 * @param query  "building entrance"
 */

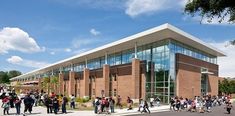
xmin=201 ymin=74 xmax=208 ymax=96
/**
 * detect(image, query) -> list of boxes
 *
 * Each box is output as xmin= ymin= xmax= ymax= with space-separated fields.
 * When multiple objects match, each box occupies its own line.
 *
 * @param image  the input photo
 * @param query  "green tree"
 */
xmin=185 ymin=0 xmax=235 ymax=45
xmin=7 ymin=70 xmax=22 ymax=78
xmin=185 ymin=0 xmax=235 ymax=22
xmin=219 ymin=78 xmax=235 ymax=94
xmin=0 ymin=70 xmax=22 ymax=84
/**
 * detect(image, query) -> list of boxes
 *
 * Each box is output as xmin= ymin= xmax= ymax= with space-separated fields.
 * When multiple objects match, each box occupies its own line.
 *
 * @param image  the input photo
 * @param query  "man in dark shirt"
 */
xmin=23 ymin=93 xmax=34 ymax=114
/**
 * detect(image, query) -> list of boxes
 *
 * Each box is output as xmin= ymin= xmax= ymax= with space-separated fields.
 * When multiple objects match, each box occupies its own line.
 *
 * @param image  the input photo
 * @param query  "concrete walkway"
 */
xmin=0 ymin=102 xmax=170 ymax=116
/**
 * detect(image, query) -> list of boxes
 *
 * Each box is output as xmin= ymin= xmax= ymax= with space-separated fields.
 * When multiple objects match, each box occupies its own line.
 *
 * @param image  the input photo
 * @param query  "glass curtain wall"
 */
xmin=138 ymin=40 xmax=172 ymax=103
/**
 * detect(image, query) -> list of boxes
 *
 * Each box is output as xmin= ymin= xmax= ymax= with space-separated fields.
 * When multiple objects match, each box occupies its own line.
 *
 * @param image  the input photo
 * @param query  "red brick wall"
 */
xmin=176 ymin=54 xmax=219 ymax=99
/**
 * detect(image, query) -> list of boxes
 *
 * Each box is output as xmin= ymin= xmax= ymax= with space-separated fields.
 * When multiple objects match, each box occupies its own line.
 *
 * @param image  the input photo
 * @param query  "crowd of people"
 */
xmin=93 ymin=95 xmax=152 ymax=114
xmin=169 ymin=95 xmax=234 ymax=114
xmin=0 ymin=86 xmax=72 ymax=115
xmin=0 ymin=86 xmax=234 ymax=115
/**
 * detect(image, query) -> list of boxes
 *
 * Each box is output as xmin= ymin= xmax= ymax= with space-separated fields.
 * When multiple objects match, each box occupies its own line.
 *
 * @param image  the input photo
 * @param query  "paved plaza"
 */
xmin=0 ymin=102 xmax=169 ymax=116
xmin=0 ymin=101 xmax=234 ymax=116
xmin=129 ymin=103 xmax=235 ymax=116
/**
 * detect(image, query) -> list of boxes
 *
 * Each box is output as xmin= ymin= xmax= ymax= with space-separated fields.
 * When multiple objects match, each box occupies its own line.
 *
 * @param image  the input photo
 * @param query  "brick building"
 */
xmin=10 ymin=24 xmax=225 ymax=103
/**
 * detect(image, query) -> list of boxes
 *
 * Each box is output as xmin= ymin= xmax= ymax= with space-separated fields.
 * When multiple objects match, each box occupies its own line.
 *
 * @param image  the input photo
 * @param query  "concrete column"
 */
xmin=132 ymin=58 xmax=140 ymax=99
xmin=134 ymin=42 xmax=138 ymax=59
xmin=68 ymin=71 xmax=76 ymax=96
xmin=59 ymin=73 xmax=64 ymax=95
xmin=105 ymin=52 xmax=108 ymax=64
xmin=81 ymin=68 xmax=89 ymax=97
xmin=103 ymin=64 xmax=110 ymax=97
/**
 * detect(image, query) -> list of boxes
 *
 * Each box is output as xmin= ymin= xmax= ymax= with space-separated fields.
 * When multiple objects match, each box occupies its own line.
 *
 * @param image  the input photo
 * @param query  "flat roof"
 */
xmin=11 ymin=23 xmax=226 ymax=80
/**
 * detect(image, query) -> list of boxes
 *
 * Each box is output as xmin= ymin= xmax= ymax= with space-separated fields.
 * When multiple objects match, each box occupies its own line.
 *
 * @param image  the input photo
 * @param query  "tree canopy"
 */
xmin=185 ymin=0 xmax=235 ymax=23
xmin=0 ymin=70 xmax=22 ymax=84
xmin=219 ymin=78 xmax=235 ymax=94
xmin=185 ymin=0 xmax=235 ymax=45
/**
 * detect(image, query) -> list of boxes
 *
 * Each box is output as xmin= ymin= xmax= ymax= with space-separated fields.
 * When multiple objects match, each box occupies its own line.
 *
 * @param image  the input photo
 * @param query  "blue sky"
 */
xmin=0 ymin=0 xmax=235 ymax=77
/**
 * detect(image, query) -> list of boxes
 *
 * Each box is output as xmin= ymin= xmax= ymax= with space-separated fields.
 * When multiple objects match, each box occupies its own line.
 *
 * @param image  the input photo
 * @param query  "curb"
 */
xmin=112 ymin=109 xmax=170 ymax=116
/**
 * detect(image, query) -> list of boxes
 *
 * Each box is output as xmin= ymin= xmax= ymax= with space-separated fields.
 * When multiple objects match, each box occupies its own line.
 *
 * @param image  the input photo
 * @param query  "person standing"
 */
xmin=53 ymin=97 xmax=59 ymax=114
xmin=109 ymin=97 xmax=115 ymax=113
xmin=23 ymin=93 xmax=34 ymax=114
xmin=94 ymin=97 xmax=99 ymax=114
xmin=14 ymin=97 xmax=21 ymax=115
xmin=70 ymin=94 xmax=75 ymax=109
xmin=2 ymin=96 xmax=10 ymax=115
xmin=44 ymin=96 xmax=53 ymax=114
xmin=61 ymin=95 xmax=68 ymax=114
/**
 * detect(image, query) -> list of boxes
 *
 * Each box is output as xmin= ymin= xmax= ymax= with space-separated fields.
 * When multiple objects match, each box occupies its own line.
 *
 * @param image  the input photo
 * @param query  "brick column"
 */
xmin=59 ymin=73 xmax=64 ymax=95
xmin=103 ymin=64 xmax=110 ymax=97
xmin=68 ymin=71 xmax=76 ymax=96
xmin=38 ymin=78 xmax=42 ymax=92
xmin=207 ymin=75 xmax=218 ymax=96
xmin=81 ymin=68 xmax=89 ymax=97
xmin=132 ymin=58 xmax=140 ymax=99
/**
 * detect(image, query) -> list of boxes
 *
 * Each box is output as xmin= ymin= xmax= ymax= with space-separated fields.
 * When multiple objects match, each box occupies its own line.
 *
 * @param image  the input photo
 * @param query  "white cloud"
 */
xmin=90 ymin=28 xmax=101 ymax=36
xmin=65 ymin=48 xmax=72 ymax=52
xmin=0 ymin=27 xmax=45 ymax=54
xmin=125 ymin=0 xmax=187 ymax=17
xmin=7 ymin=56 xmax=50 ymax=68
xmin=73 ymin=48 xmax=89 ymax=55
xmin=72 ymin=38 xmax=93 ymax=48
xmin=6 ymin=56 xmax=23 ymax=64
xmin=210 ymin=41 xmax=235 ymax=78
xmin=50 ymin=52 xmax=55 ymax=55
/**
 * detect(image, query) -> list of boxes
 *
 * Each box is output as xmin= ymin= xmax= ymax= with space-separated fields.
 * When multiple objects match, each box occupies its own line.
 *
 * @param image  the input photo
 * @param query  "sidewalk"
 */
xmin=0 ymin=102 xmax=170 ymax=116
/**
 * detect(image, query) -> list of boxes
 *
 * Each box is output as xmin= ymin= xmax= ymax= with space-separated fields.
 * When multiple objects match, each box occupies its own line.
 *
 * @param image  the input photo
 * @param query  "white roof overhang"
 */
xmin=10 ymin=23 xmax=226 ymax=80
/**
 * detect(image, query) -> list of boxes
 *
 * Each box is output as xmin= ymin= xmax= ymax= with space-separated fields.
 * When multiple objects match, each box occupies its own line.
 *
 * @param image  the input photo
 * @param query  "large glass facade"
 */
xmin=24 ymin=38 xmax=217 ymax=104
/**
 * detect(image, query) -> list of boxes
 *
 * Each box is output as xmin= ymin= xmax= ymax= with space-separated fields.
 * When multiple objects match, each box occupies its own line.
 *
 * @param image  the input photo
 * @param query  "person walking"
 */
xmin=14 ymin=97 xmax=21 ymax=115
xmin=141 ymin=100 xmax=150 ymax=114
xmin=138 ymin=99 xmax=144 ymax=112
xmin=225 ymin=102 xmax=233 ymax=114
xmin=116 ymin=95 xmax=122 ymax=109
xmin=127 ymin=96 xmax=133 ymax=110
xmin=70 ymin=94 xmax=75 ymax=109
xmin=2 ymin=96 xmax=10 ymax=115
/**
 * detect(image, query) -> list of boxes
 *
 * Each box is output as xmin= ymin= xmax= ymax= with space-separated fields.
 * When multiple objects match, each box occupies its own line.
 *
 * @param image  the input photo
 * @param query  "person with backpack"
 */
xmin=2 ymin=96 xmax=10 ymax=115
xmin=44 ymin=95 xmax=53 ymax=114
xmin=94 ymin=97 xmax=100 ymax=114
xmin=61 ymin=95 xmax=68 ymax=114
xmin=53 ymin=97 xmax=59 ymax=114
xmin=101 ymin=97 xmax=106 ymax=113
xmin=105 ymin=98 xmax=110 ymax=114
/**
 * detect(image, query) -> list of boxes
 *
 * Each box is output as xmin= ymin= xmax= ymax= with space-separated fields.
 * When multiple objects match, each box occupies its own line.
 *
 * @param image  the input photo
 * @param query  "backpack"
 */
xmin=95 ymin=100 xmax=100 ymax=106
xmin=63 ymin=97 xmax=68 ymax=103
